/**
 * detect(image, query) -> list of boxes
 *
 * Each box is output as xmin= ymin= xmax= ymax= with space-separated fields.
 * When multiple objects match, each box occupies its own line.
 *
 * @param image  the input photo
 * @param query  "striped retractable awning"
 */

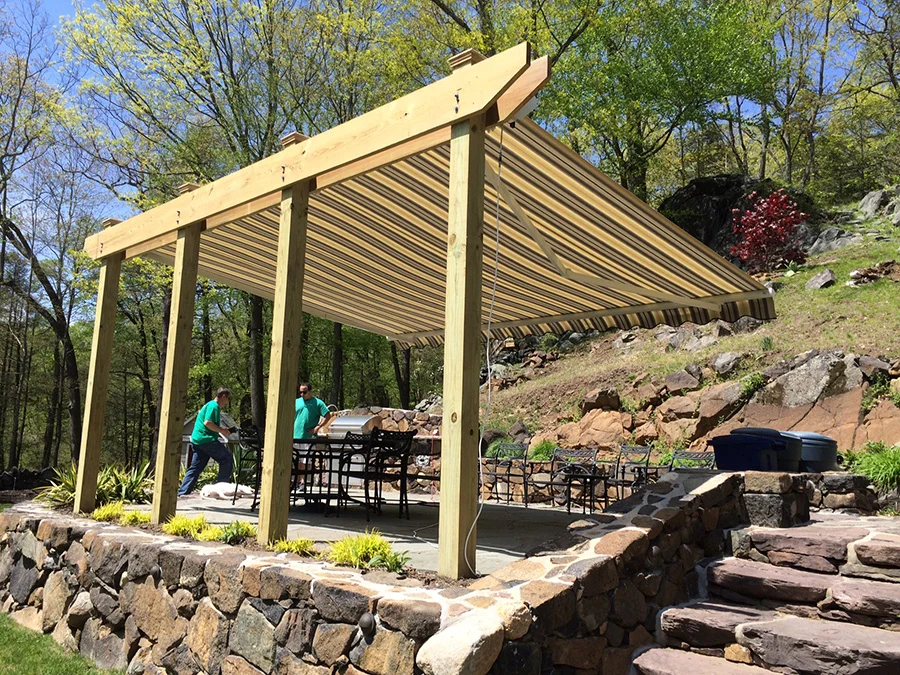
xmin=140 ymin=118 xmax=774 ymax=347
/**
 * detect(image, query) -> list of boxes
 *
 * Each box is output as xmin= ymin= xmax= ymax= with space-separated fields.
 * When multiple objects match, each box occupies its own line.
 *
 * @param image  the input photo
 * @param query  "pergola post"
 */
xmin=438 ymin=113 xmax=486 ymax=579
xmin=151 ymin=222 xmax=202 ymax=524
xmin=258 ymin=182 xmax=310 ymax=545
xmin=74 ymin=251 xmax=123 ymax=514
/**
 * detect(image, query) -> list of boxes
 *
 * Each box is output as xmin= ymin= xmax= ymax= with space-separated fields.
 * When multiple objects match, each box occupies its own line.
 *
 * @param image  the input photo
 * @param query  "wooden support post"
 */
xmin=151 ymin=222 xmax=202 ymax=524
xmin=438 ymin=114 xmax=486 ymax=579
xmin=73 ymin=252 xmax=123 ymax=514
xmin=257 ymin=182 xmax=310 ymax=545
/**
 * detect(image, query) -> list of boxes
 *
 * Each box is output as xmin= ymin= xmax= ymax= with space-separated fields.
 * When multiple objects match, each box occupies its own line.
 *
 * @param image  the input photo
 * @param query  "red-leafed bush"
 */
xmin=730 ymin=189 xmax=807 ymax=273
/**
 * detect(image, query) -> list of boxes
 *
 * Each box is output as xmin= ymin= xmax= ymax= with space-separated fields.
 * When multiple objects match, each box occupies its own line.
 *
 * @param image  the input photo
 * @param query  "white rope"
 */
xmin=464 ymin=125 xmax=505 ymax=576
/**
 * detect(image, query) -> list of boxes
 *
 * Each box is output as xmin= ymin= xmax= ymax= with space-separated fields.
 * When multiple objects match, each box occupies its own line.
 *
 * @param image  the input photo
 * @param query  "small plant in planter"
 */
xmin=91 ymin=501 xmax=125 ymax=522
xmin=162 ymin=514 xmax=208 ymax=538
xmin=269 ymin=538 xmax=317 ymax=556
xmin=326 ymin=530 xmax=410 ymax=572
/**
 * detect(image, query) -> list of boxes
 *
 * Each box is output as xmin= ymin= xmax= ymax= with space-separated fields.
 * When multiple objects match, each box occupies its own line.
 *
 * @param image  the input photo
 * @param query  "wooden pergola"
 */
xmin=74 ymin=43 xmax=774 ymax=579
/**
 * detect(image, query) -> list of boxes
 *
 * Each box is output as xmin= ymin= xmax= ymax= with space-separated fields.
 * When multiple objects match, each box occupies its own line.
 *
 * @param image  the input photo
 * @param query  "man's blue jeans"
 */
xmin=178 ymin=441 xmax=234 ymax=496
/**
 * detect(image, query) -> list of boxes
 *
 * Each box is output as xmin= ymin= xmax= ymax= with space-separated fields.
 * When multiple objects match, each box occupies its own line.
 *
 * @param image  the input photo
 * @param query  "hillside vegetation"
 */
xmin=483 ymin=207 xmax=900 ymax=443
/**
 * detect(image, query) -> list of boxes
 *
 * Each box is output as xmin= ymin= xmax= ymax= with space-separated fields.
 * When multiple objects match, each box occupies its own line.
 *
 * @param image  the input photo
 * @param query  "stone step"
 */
xmin=659 ymin=601 xmax=780 ymax=648
xmin=824 ymin=578 xmax=900 ymax=624
xmin=750 ymin=525 xmax=869 ymax=564
xmin=737 ymin=616 xmax=900 ymax=674
xmin=632 ymin=647 xmax=769 ymax=675
xmin=707 ymin=558 xmax=832 ymax=604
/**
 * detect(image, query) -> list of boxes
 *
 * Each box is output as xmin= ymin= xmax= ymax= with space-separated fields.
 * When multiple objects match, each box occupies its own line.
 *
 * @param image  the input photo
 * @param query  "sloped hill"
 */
xmin=483 ymin=207 xmax=900 ymax=454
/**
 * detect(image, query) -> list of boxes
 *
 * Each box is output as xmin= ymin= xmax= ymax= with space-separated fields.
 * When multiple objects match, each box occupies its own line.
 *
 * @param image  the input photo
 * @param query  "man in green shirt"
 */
xmin=293 ymin=383 xmax=336 ymax=489
xmin=179 ymin=387 xmax=236 ymax=496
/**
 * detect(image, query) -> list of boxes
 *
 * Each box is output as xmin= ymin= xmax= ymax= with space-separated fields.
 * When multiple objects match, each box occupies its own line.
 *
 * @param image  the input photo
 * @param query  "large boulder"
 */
xmin=416 ymin=612 xmax=504 ymax=675
xmin=859 ymin=189 xmax=892 ymax=218
xmin=807 ymin=228 xmax=863 ymax=256
xmin=659 ymin=174 xmax=812 ymax=257
xmin=754 ymin=352 xmax=862 ymax=408
xmin=557 ymin=410 xmax=631 ymax=449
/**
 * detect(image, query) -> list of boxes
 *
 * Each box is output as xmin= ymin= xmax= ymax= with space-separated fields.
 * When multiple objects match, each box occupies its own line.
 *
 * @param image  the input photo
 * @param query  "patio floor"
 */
xmin=164 ymin=494 xmax=588 ymax=575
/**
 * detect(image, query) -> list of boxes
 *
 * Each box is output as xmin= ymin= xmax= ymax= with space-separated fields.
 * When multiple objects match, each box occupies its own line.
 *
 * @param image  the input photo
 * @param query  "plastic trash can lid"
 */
xmin=791 ymin=431 xmax=838 ymax=444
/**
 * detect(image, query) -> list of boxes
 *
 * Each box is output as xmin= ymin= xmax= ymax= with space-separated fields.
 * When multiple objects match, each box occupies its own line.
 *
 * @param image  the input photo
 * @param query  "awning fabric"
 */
xmin=142 ymin=118 xmax=774 ymax=348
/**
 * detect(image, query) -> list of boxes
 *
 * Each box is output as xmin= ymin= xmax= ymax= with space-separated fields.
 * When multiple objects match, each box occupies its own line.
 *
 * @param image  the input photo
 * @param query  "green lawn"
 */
xmin=0 ymin=614 xmax=122 ymax=674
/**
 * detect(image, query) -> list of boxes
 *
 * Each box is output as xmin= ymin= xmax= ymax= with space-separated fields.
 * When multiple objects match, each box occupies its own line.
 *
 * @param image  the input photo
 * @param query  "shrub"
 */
xmin=730 ymin=189 xmax=807 ymax=273
xmin=760 ymin=336 xmax=774 ymax=351
xmin=485 ymin=439 xmax=503 ymax=458
xmin=119 ymin=510 xmax=152 ymax=526
xmin=91 ymin=501 xmax=125 ymax=522
xmin=269 ymin=538 xmax=317 ymax=556
xmin=862 ymin=373 xmax=894 ymax=414
xmin=196 ymin=526 xmax=225 ymax=542
xmin=99 ymin=461 xmax=153 ymax=504
xmin=369 ymin=549 xmax=412 ymax=574
xmin=218 ymin=521 xmax=257 ymax=545
xmin=739 ymin=372 xmax=767 ymax=403
xmin=528 ymin=439 xmax=555 ymax=462
xmin=35 ymin=464 xmax=79 ymax=507
xmin=326 ymin=530 xmax=409 ymax=571
xmin=855 ymin=445 xmax=900 ymax=492
xmin=162 ymin=514 xmax=208 ymax=538
xmin=36 ymin=461 xmax=152 ymax=508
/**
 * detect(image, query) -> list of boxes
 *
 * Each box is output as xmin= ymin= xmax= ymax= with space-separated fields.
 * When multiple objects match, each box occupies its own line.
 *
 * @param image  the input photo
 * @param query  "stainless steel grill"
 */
xmin=326 ymin=414 xmax=380 ymax=439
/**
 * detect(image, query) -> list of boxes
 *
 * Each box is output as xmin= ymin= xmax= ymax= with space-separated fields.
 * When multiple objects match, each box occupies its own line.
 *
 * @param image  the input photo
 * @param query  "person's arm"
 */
xmin=204 ymin=419 xmax=232 ymax=437
xmin=313 ymin=411 xmax=336 ymax=435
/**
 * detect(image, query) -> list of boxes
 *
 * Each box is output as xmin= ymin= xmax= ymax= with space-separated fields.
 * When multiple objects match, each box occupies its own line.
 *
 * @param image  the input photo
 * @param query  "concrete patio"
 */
xmin=161 ymin=494 xmax=587 ymax=575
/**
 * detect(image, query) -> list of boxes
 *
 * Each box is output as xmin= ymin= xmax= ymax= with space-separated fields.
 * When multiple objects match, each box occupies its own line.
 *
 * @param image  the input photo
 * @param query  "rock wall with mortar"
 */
xmin=0 ymin=469 xmax=878 ymax=675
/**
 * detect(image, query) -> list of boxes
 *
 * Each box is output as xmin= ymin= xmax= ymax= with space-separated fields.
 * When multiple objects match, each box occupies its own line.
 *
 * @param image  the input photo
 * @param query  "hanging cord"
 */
xmin=463 ymin=125 xmax=505 ymax=576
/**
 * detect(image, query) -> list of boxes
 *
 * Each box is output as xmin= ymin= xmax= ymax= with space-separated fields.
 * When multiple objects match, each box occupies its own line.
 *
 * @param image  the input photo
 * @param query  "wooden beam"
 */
xmin=73 ymin=252 xmax=123 ymax=514
xmin=85 ymin=42 xmax=531 ymax=260
xmin=438 ymin=115 xmax=486 ymax=579
xmin=151 ymin=222 xmax=202 ymax=525
xmin=257 ymin=182 xmax=310 ymax=545
xmin=122 ymin=56 xmax=551 ymax=260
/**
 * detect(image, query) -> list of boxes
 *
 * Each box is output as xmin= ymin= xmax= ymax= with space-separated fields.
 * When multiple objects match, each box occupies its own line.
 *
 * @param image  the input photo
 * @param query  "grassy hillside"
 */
xmin=484 ymin=211 xmax=900 ymax=436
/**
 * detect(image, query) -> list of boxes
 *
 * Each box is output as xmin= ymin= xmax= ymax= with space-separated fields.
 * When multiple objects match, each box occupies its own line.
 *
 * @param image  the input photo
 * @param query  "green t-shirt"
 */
xmin=191 ymin=399 xmax=221 ymax=445
xmin=293 ymin=397 xmax=330 ymax=439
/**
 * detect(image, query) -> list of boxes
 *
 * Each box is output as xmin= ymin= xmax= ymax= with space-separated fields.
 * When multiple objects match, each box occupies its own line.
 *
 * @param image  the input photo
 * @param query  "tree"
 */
xmin=65 ymin=0 xmax=325 ymax=432
xmin=542 ymin=0 xmax=774 ymax=200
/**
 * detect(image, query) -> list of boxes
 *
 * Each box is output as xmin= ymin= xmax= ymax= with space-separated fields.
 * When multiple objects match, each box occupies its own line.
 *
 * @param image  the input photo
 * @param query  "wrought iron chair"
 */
xmin=530 ymin=447 xmax=599 ymax=514
xmin=233 ymin=426 xmax=262 ymax=508
xmin=483 ymin=442 xmax=529 ymax=505
xmin=337 ymin=431 xmax=375 ymax=519
xmin=668 ymin=449 xmax=716 ymax=471
xmin=604 ymin=444 xmax=652 ymax=506
xmin=370 ymin=429 xmax=416 ymax=519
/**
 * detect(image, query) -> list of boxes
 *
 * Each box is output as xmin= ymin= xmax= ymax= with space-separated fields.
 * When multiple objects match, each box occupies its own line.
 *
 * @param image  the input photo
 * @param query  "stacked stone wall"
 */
xmin=0 ymin=469 xmax=878 ymax=675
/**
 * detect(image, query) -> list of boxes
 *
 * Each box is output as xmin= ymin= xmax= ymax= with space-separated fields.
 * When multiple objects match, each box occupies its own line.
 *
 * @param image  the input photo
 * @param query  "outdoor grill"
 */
xmin=326 ymin=414 xmax=380 ymax=439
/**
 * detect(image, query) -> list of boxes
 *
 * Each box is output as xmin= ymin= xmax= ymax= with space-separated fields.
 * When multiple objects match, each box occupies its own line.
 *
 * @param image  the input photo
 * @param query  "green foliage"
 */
xmin=620 ymin=397 xmax=646 ymax=414
xmin=162 ymin=514 xmax=208 ymax=538
xmin=861 ymin=373 xmax=897 ymax=414
xmin=539 ymin=333 xmax=559 ymax=350
xmin=217 ymin=521 xmax=257 ymax=545
xmin=739 ymin=372 xmax=767 ymax=403
xmin=0 ymin=613 xmax=122 ymax=675
xmin=37 ymin=462 xmax=152 ymax=508
xmin=760 ymin=336 xmax=774 ymax=351
xmin=326 ymin=530 xmax=409 ymax=572
xmin=119 ymin=510 xmax=151 ymax=526
xmin=35 ymin=464 xmax=79 ymax=507
xmin=91 ymin=501 xmax=125 ymax=522
xmin=269 ymin=538 xmax=317 ymax=557
xmin=854 ymin=444 xmax=900 ymax=492
xmin=527 ymin=440 xmax=556 ymax=462
xmin=195 ymin=526 xmax=224 ymax=542
xmin=485 ymin=439 xmax=504 ymax=459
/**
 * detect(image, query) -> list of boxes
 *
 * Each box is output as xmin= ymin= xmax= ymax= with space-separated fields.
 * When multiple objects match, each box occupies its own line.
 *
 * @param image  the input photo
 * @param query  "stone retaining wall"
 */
xmin=0 ymin=470 xmax=878 ymax=675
